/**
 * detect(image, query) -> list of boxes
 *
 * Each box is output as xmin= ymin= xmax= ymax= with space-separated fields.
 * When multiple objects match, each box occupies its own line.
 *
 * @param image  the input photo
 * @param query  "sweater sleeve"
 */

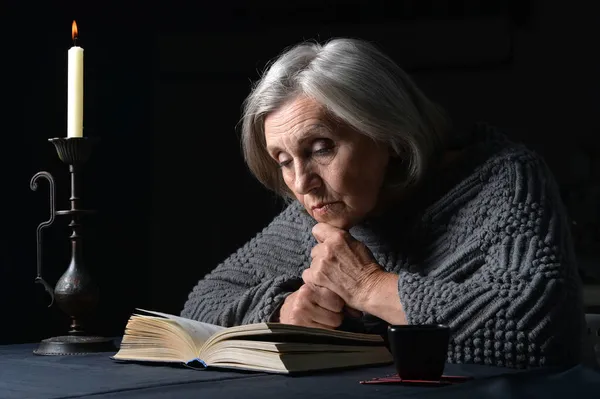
xmin=180 ymin=202 xmax=311 ymax=326
xmin=397 ymin=151 xmax=585 ymax=368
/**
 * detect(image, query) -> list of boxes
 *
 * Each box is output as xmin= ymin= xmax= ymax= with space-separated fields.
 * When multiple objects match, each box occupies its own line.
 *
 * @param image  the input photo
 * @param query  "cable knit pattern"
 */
xmin=181 ymin=124 xmax=584 ymax=368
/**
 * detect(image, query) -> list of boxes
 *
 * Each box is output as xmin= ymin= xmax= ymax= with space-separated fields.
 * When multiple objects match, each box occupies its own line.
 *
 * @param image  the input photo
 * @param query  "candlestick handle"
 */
xmin=30 ymin=171 xmax=57 ymax=308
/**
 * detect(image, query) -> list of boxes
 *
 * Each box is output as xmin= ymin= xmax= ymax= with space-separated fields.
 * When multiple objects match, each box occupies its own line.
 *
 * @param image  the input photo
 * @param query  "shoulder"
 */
xmin=467 ymin=124 xmax=559 ymax=200
xmin=461 ymin=126 xmax=572 ymax=251
xmin=470 ymin=124 xmax=542 ymax=169
xmin=425 ymin=125 xmax=569 ymax=249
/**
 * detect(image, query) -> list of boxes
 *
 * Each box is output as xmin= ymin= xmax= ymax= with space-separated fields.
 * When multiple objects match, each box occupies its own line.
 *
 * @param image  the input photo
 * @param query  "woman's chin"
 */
xmin=311 ymin=214 xmax=352 ymax=230
xmin=307 ymin=203 xmax=357 ymax=229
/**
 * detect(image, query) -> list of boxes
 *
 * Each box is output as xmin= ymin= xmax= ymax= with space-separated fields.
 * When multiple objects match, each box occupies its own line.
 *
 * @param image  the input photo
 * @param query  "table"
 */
xmin=1 ymin=342 xmax=600 ymax=399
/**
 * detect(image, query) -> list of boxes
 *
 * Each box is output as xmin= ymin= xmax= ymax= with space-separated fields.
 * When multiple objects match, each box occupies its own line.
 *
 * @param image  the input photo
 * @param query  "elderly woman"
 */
xmin=181 ymin=38 xmax=585 ymax=368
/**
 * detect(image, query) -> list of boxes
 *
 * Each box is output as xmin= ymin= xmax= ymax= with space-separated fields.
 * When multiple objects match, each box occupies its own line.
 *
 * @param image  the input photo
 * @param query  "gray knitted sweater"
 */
xmin=182 ymin=124 xmax=585 ymax=368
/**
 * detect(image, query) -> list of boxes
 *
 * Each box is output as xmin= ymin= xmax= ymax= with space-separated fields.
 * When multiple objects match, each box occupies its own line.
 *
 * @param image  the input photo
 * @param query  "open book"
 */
xmin=112 ymin=309 xmax=393 ymax=374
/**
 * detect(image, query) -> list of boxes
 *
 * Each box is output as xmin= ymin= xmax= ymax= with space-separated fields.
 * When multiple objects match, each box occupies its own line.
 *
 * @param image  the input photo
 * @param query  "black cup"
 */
xmin=387 ymin=324 xmax=450 ymax=381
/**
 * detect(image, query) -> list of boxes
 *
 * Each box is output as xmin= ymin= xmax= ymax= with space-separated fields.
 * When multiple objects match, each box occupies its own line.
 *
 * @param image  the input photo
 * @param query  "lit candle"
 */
xmin=67 ymin=20 xmax=83 ymax=138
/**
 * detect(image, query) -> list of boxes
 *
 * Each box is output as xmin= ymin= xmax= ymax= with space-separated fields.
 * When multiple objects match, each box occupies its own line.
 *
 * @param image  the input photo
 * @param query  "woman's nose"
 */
xmin=294 ymin=162 xmax=320 ymax=194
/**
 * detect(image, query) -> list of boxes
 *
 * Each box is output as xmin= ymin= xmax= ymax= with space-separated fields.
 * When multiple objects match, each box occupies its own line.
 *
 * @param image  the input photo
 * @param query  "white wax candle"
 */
xmin=67 ymin=36 xmax=84 ymax=138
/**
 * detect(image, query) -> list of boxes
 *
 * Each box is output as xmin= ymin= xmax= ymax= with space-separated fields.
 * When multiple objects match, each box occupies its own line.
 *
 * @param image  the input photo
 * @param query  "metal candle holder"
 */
xmin=30 ymin=137 xmax=116 ymax=355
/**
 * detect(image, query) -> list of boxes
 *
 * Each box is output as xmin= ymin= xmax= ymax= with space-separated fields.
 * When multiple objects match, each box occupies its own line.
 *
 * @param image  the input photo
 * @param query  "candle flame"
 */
xmin=72 ymin=20 xmax=79 ymax=41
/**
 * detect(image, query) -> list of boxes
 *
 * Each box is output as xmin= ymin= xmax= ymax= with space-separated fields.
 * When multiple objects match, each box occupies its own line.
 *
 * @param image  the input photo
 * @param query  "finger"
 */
xmin=344 ymin=306 xmax=363 ymax=318
xmin=312 ymin=223 xmax=326 ymax=243
xmin=310 ymin=284 xmax=344 ymax=313
xmin=297 ymin=282 xmax=343 ymax=314
xmin=293 ymin=285 xmax=343 ymax=329
xmin=302 ymin=263 xmax=330 ymax=289
xmin=310 ymin=243 xmax=323 ymax=259
xmin=312 ymin=222 xmax=346 ymax=243
xmin=302 ymin=267 xmax=328 ymax=288
xmin=284 ymin=310 xmax=337 ymax=330
xmin=309 ymin=305 xmax=344 ymax=329
xmin=301 ymin=268 xmax=312 ymax=284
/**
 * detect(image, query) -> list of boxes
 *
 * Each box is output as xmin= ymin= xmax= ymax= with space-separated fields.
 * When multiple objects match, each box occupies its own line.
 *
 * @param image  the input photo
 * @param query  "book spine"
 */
xmin=185 ymin=358 xmax=207 ymax=369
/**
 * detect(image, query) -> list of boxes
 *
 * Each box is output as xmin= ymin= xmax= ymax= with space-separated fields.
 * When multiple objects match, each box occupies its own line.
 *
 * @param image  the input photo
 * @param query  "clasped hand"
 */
xmin=279 ymin=223 xmax=385 ymax=329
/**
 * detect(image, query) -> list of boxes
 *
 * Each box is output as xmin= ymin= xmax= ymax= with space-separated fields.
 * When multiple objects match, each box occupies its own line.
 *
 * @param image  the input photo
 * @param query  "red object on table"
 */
xmin=360 ymin=374 xmax=473 ymax=386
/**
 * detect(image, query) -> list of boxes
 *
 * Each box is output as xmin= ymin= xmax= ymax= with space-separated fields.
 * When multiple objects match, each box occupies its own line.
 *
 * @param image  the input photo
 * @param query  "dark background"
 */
xmin=1 ymin=1 xmax=599 ymax=344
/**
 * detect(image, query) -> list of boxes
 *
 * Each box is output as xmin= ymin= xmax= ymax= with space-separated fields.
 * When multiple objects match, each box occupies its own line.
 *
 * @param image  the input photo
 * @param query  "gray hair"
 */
xmin=240 ymin=38 xmax=451 ymax=201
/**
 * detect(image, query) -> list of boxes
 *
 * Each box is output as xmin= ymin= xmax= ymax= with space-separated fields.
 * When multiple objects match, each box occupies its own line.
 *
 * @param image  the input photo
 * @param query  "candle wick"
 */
xmin=73 ymin=37 xmax=78 ymax=47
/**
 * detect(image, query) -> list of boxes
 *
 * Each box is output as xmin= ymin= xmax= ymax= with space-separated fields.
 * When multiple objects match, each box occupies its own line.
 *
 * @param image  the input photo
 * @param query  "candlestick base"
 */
xmin=34 ymin=335 xmax=117 ymax=356
xmin=49 ymin=137 xmax=98 ymax=164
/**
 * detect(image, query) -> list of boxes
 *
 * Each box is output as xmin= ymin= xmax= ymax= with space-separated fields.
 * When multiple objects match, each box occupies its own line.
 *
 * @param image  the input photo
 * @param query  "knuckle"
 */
xmin=332 ymin=230 xmax=347 ymax=243
xmin=311 ymin=244 xmax=321 ymax=258
xmin=296 ymin=284 xmax=311 ymax=303
xmin=331 ymin=313 xmax=343 ymax=327
xmin=321 ymin=245 xmax=332 ymax=259
xmin=324 ymin=293 xmax=344 ymax=312
xmin=293 ymin=299 xmax=309 ymax=313
xmin=310 ymin=260 xmax=322 ymax=274
xmin=301 ymin=268 xmax=310 ymax=281
xmin=298 ymin=284 xmax=312 ymax=297
xmin=312 ymin=272 xmax=325 ymax=286
xmin=332 ymin=297 xmax=345 ymax=312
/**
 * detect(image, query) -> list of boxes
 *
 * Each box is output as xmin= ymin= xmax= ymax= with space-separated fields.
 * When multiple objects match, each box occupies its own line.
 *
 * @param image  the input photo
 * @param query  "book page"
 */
xmin=201 ymin=321 xmax=384 ymax=353
xmin=135 ymin=309 xmax=226 ymax=350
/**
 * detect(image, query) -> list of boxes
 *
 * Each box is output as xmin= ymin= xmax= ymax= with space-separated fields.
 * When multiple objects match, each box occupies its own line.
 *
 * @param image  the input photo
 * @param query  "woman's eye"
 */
xmin=312 ymin=139 xmax=334 ymax=156
xmin=278 ymin=159 xmax=292 ymax=168
xmin=313 ymin=147 xmax=332 ymax=155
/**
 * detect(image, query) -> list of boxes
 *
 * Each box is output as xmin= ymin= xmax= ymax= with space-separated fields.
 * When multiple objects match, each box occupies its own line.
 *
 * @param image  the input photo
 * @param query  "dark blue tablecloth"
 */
xmin=1 ymin=343 xmax=600 ymax=398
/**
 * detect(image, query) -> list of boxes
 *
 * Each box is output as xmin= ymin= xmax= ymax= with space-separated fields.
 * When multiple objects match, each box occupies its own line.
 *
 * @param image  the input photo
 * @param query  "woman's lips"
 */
xmin=311 ymin=202 xmax=341 ymax=216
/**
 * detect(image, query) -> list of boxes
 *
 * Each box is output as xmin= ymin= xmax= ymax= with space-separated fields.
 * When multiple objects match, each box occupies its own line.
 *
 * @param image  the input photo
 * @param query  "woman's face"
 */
xmin=264 ymin=96 xmax=390 ymax=229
